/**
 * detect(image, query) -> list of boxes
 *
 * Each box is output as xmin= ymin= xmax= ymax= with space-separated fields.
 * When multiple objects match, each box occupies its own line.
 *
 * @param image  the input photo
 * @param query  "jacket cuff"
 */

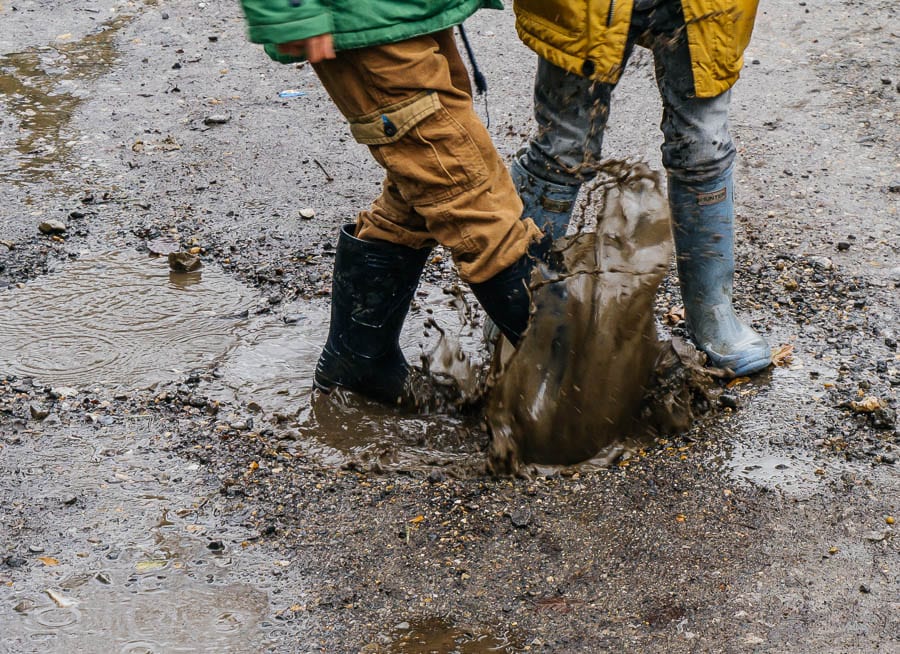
xmin=246 ymin=13 xmax=334 ymax=45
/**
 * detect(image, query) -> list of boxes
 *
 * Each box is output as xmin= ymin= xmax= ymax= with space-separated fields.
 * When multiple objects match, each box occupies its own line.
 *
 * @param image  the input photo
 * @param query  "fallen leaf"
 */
xmin=664 ymin=305 xmax=685 ymax=326
xmin=771 ymin=343 xmax=794 ymax=366
xmin=675 ymin=514 xmax=686 ymax=523
xmin=135 ymin=560 xmax=167 ymax=572
xmin=45 ymin=589 xmax=76 ymax=608
xmin=409 ymin=515 xmax=425 ymax=524
xmin=38 ymin=557 xmax=59 ymax=567
xmin=726 ymin=376 xmax=751 ymax=389
xmin=849 ymin=396 xmax=882 ymax=413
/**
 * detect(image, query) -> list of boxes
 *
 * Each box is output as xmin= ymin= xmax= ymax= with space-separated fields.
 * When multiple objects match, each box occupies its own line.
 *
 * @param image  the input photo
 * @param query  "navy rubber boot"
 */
xmin=668 ymin=169 xmax=771 ymax=376
xmin=510 ymin=157 xmax=580 ymax=262
xmin=469 ymin=255 xmax=535 ymax=346
xmin=314 ymin=224 xmax=430 ymax=405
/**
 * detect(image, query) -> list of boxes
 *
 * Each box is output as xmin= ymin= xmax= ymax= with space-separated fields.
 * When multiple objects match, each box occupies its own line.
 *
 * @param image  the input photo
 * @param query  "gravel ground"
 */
xmin=1 ymin=1 xmax=897 ymax=652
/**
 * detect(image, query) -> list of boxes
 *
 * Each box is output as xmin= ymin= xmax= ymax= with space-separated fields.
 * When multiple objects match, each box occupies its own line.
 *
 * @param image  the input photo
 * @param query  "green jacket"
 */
xmin=240 ymin=0 xmax=503 ymax=63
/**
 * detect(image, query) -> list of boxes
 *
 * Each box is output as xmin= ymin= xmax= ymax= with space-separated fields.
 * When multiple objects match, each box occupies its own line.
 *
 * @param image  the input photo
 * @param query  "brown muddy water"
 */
xmin=488 ymin=164 xmax=706 ymax=470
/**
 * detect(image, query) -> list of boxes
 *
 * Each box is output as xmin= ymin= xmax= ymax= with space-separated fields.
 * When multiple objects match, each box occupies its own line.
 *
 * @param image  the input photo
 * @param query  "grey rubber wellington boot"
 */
xmin=510 ymin=157 xmax=581 ymax=262
xmin=667 ymin=169 xmax=772 ymax=376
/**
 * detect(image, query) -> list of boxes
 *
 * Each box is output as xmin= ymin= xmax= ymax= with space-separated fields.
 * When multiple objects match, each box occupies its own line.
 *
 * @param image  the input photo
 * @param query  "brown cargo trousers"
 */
xmin=312 ymin=29 xmax=541 ymax=284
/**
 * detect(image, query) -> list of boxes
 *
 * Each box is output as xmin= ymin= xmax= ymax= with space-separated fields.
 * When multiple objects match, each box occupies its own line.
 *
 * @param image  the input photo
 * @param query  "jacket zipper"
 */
xmin=606 ymin=0 xmax=615 ymax=26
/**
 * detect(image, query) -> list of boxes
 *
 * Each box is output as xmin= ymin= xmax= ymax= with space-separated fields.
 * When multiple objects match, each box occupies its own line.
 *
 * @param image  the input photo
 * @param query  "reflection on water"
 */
xmin=0 ymin=251 xmax=253 ymax=389
xmin=0 ymin=14 xmax=130 ymax=185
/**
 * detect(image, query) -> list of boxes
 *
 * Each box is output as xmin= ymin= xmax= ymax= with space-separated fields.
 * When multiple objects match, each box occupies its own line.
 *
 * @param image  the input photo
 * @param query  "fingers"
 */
xmin=307 ymin=34 xmax=336 ymax=63
xmin=275 ymin=35 xmax=336 ymax=63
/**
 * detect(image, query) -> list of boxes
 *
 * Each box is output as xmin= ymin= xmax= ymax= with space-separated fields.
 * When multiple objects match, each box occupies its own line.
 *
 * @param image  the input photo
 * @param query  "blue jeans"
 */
xmin=519 ymin=1 xmax=735 ymax=186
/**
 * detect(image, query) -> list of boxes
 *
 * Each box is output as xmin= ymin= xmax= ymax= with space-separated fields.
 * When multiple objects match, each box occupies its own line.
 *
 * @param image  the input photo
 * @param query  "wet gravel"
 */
xmin=2 ymin=0 xmax=898 ymax=652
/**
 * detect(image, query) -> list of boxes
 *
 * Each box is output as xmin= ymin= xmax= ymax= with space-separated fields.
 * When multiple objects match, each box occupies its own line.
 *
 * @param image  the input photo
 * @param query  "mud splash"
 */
xmin=0 ymin=14 xmax=130 ymax=186
xmin=488 ymin=163 xmax=714 ymax=470
xmin=0 ymin=251 xmax=252 ymax=389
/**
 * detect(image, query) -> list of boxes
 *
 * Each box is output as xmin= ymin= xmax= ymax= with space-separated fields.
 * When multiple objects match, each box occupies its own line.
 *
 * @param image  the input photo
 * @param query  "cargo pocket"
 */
xmin=348 ymin=91 xmax=489 ymax=207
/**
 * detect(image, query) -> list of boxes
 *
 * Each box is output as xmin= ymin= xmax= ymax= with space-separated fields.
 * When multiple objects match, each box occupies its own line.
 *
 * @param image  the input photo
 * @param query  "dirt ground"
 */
xmin=1 ymin=1 xmax=897 ymax=652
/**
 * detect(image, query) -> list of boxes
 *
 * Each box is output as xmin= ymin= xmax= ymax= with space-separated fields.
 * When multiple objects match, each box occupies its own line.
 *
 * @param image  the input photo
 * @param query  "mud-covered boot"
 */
xmin=510 ymin=157 xmax=580 ymax=263
xmin=314 ymin=224 xmax=430 ymax=405
xmin=668 ymin=168 xmax=771 ymax=376
xmin=470 ymin=255 xmax=535 ymax=346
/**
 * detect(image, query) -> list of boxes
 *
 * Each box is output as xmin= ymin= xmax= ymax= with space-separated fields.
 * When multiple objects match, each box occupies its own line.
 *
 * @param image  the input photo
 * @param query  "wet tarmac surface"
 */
xmin=1 ymin=0 xmax=898 ymax=652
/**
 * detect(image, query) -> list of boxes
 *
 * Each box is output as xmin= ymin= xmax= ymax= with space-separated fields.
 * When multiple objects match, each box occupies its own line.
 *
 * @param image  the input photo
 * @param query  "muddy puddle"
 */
xmin=2 ymin=539 xmax=268 ymax=654
xmin=0 ymin=251 xmax=253 ymax=390
xmin=715 ymin=362 xmax=878 ymax=499
xmin=0 ymin=14 xmax=131 ymax=186
xmin=385 ymin=617 xmax=521 ymax=653
xmin=0 ymin=418 xmax=271 ymax=654
xmin=202 ymin=285 xmax=494 ymax=472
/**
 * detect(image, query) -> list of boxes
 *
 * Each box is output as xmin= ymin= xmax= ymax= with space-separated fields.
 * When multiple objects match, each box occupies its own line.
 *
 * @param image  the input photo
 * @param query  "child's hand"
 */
xmin=276 ymin=34 xmax=335 ymax=63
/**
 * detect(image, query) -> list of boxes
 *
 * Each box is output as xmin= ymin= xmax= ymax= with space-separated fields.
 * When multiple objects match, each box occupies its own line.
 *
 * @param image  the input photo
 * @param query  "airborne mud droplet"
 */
xmin=488 ymin=162 xmax=715 ymax=471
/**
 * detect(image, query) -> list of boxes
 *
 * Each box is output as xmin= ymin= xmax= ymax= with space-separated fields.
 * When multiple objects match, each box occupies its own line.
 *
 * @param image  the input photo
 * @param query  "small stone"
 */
xmin=29 ymin=404 xmax=50 ymax=420
xmin=168 ymin=252 xmax=202 ymax=272
xmin=4 ymin=556 xmax=27 ymax=568
xmin=859 ymin=584 xmax=871 ymax=593
xmin=283 ymin=314 xmax=302 ymax=324
xmin=836 ymin=241 xmax=851 ymax=251
xmin=14 ymin=599 xmax=35 ymax=612
xmin=510 ymin=507 xmax=532 ymax=528
xmin=28 ymin=544 xmax=45 ymax=554
xmin=719 ymin=394 xmax=739 ymax=409
xmin=62 ymin=494 xmax=78 ymax=505
xmin=207 ymin=540 xmax=225 ymax=551
xmin=299 ymin=207 xmax=316 ymax=220
xmin=427 ymin=469 xmax=446 ymax=484
xmin=38 ymin=220 xmax=67 ymax=235
xmin=203 ymin=114 xmax=230 ymax=125
xmin=395 ymin=622 xmax=410 ymax=631
xmin=808 ymin=256 xmax=833 ymax=271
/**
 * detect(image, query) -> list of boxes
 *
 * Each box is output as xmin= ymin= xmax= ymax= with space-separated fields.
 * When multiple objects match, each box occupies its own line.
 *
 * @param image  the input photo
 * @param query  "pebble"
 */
xmin=38 ymin=220 xmax=67 ymax=235
xmin=62 ymin=494 xmax=78 ymax=505
xmin=168 ymin=252 xmax=202 ymax=272
xmin=299 ymin=208 xmax=316 ymax=220
xmin=207 ymin=540 xmax=225 ymax=551
xmin=808 ymin=256 xmax=833 ymax=271
xmin=859 ymin=584 xmax=871 ymax=593
xmin=204 ymin=114 xmax=230 ymax=125
xmin=719 ymin=394 xmax=739 ymax=409
xmin=836 ymin=241 xmax=851 ymax=251
xmin=510 ymin=507 xmax=532 ymax=528
xmin=28 ymin=544 xmax=44 ymax=554
xmin=29 ymin=404 xmax=50 ymax=420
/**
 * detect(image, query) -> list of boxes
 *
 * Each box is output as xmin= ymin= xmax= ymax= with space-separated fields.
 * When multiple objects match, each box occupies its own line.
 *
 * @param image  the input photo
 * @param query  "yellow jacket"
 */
xmin=513 ymin=0 xmax=759 ymax=97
